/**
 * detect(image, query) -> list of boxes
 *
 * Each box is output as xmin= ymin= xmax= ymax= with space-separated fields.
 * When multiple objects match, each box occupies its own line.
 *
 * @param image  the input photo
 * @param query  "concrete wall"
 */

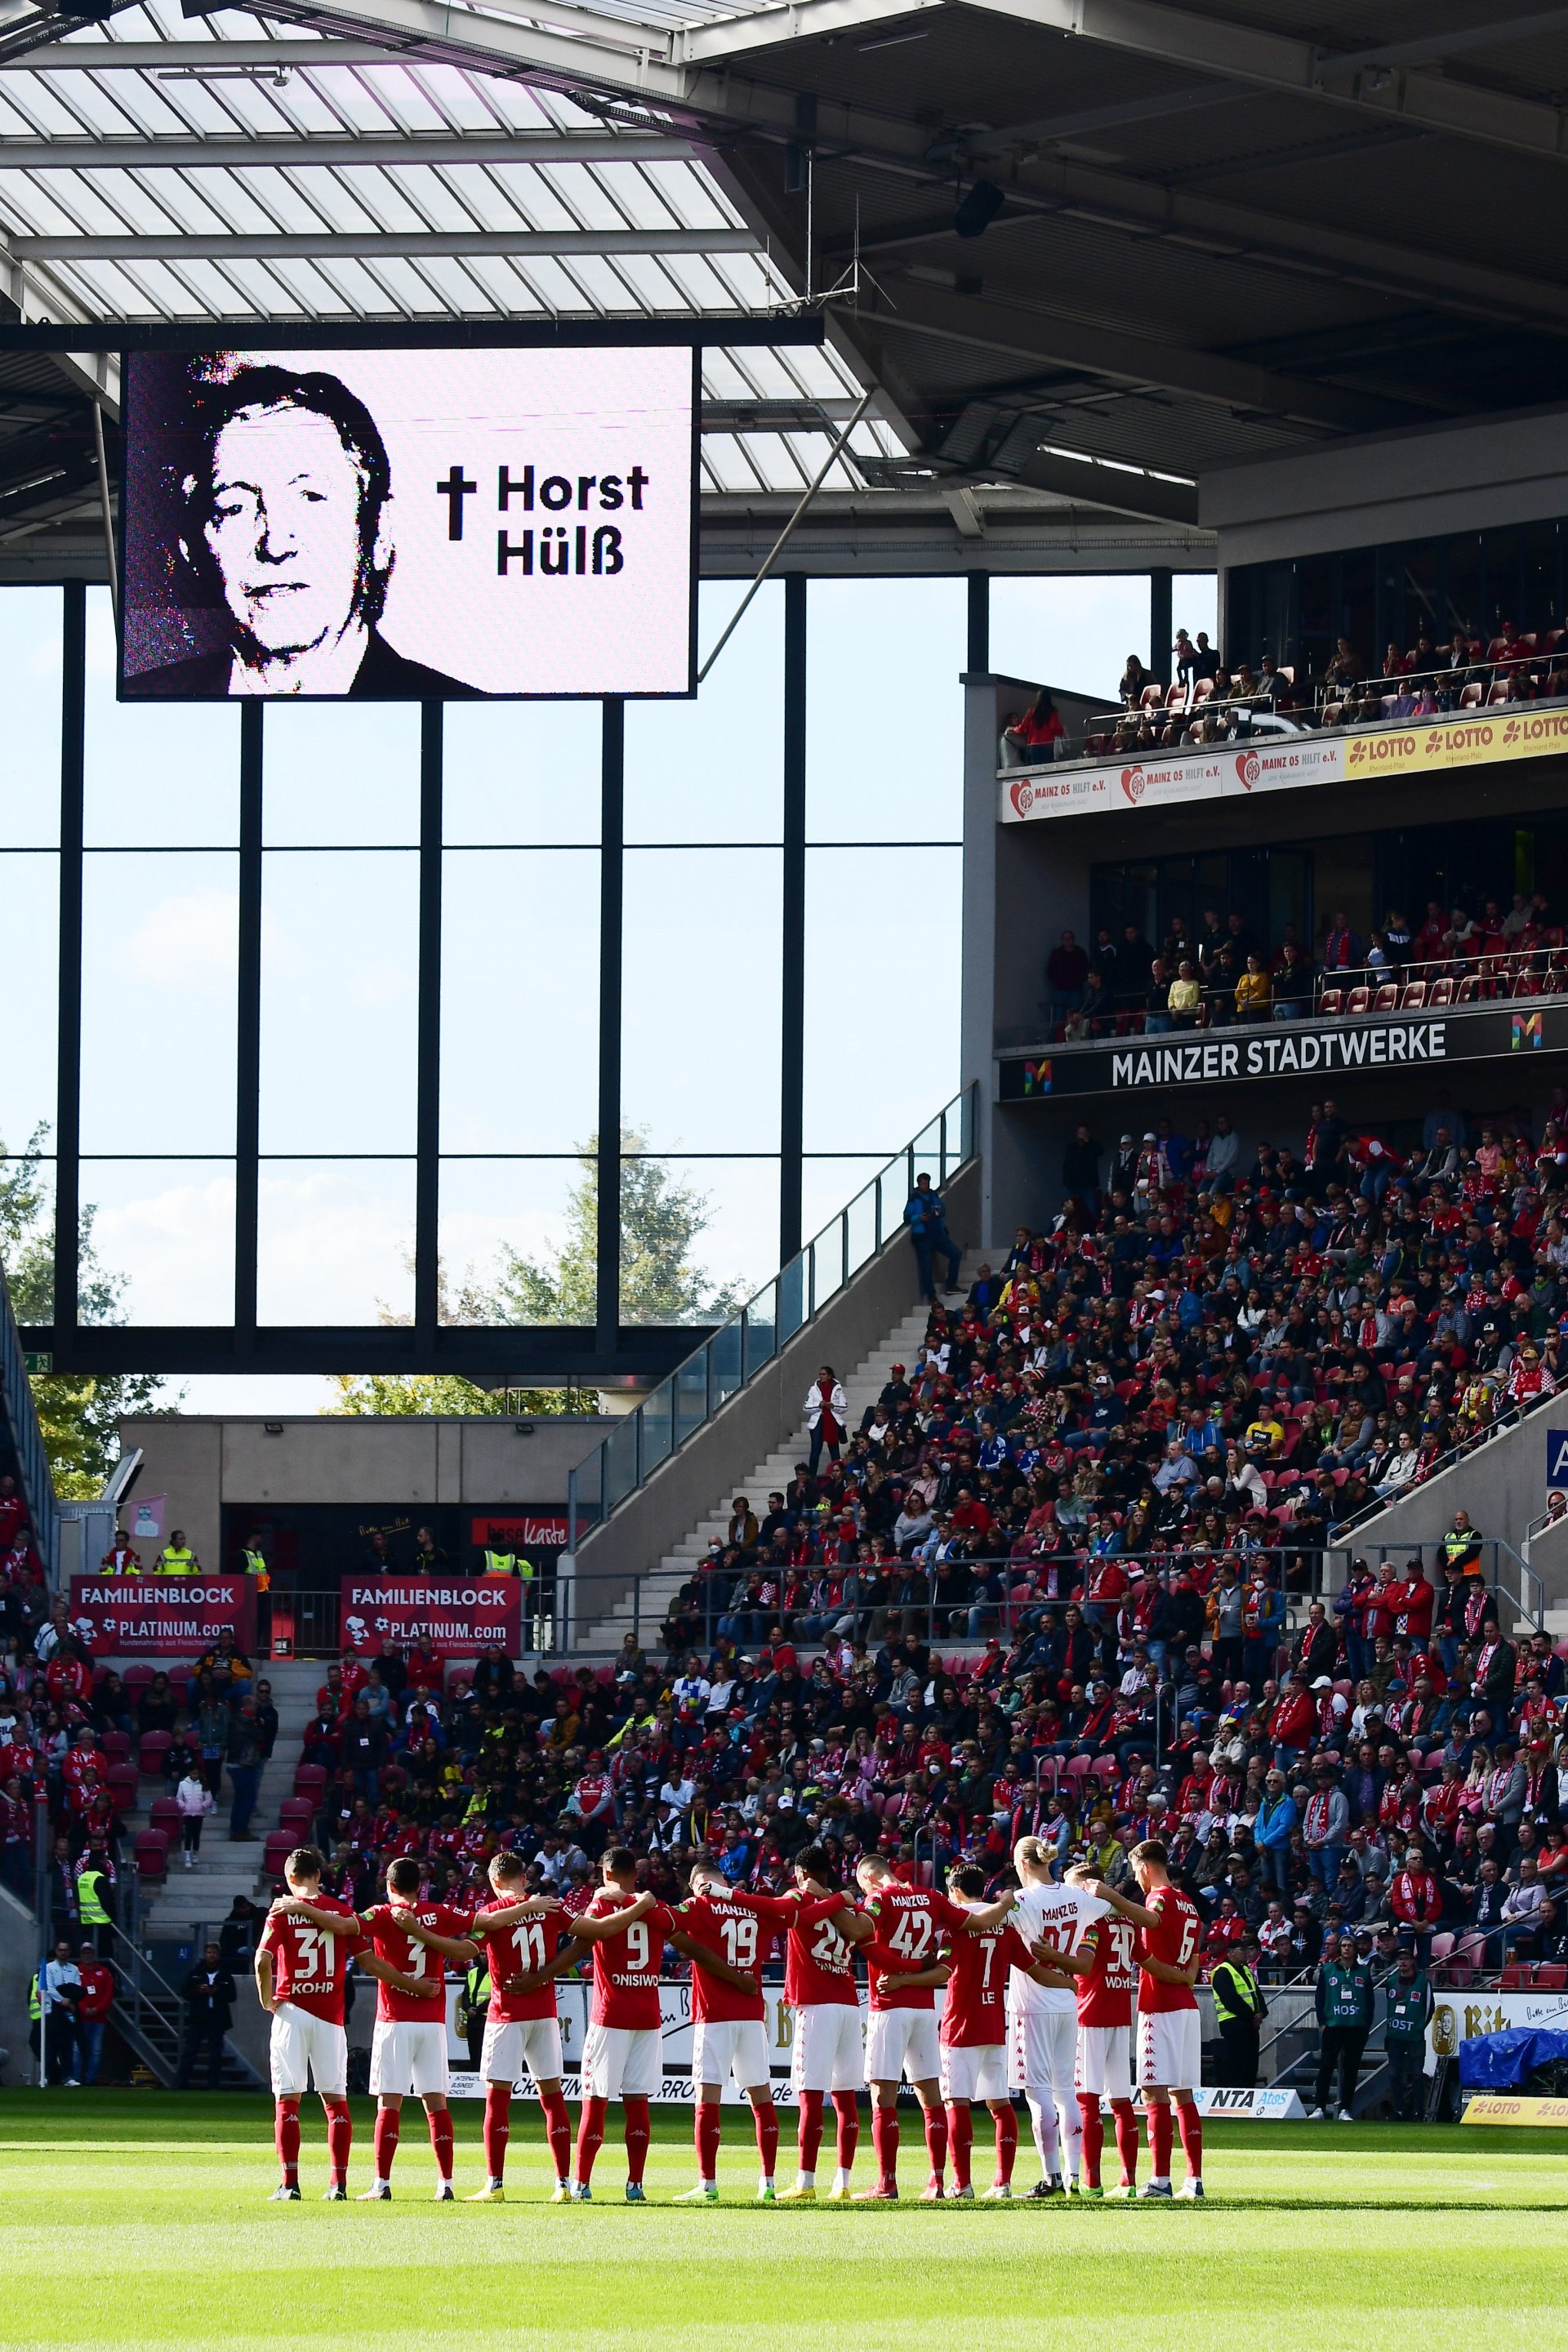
xmin=1343 ymin=1405 xmax=1566 ymax=1600
xmin=0 ymin=1886 xmax=37 ymax=2086
xmin=112 ymin=1414 xmax=619 ymax=1574
xmin=571 ymin=1158 xmax=980 ymax=1619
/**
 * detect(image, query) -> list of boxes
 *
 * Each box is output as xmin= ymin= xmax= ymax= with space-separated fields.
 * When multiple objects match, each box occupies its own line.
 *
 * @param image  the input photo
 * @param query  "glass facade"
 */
xmin=4 ymin=567 xmax=1052 ymax=1370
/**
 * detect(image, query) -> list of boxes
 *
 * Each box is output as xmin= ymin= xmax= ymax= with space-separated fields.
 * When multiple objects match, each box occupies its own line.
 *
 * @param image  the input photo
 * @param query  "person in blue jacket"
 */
xmin=903 ymin=1172 xmax=960 ymax=1301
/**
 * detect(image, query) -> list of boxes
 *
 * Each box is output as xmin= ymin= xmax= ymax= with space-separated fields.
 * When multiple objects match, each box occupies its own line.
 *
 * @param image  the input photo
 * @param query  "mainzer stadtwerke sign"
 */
xmin=998 ymin=1000 xmax=1564 ymax=1101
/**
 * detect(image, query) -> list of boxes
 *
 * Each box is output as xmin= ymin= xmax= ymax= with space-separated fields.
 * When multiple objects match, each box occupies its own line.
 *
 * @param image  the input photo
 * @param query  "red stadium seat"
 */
xmin=1399 ymin=981 xmax=1427 ymax=1009
xmin=1534 ymin=1964 xmax=1567 ymax=1989
xmin=149 ymin=1797 xmax=182 ymax=1840
xmin=1345 ymin=987 xmax=1371 ymax=1015
xmin=1459 ymin=680 xmax=1483 ymax=706
xmin=106 ymin=1763 xmax=140 ymax=1812
xmin=1372 ymin=982 xmax=1399 ymax=1011
xmin=277 ymin=1798 xmax=315 ymax=1838
xmin=292 ymin=1762 xmax=327 ymax=1802
xmin=138 ymin=1731 xmax=172 ymax=1777
xmin=101 ymin=1730 xmax=132 ymax=1763
xmin=262 ymin=1831 xmax=296 ymax=1880
xmin=134 ymin=1829 xmax=169 ymax=1880
xmin=1318 ymin=988 xmax=1342 ymax=1015
xmin=122 ymin=1665 xmax=157 ymax=1695
xmin=1455 ymin=975 xmax=1481 ymax=1004
xmin=1427 ymin=977 xmax=1454 ymax=1006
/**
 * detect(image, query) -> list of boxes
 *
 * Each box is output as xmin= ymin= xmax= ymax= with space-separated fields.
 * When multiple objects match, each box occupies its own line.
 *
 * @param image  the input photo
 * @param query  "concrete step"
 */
xmin=576 ymin=1254 xmax=982 ymax=1648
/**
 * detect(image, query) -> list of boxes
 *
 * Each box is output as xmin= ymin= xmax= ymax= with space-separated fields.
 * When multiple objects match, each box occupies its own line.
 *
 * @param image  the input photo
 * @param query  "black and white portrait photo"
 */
xmin=120 ymin=345 xmax=697 ymax=702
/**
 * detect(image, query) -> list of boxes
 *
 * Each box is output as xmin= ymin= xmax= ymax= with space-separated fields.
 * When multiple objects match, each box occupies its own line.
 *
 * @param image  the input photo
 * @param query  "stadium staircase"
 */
xmin=574 ymin=1253 xmax=982 ymax=1652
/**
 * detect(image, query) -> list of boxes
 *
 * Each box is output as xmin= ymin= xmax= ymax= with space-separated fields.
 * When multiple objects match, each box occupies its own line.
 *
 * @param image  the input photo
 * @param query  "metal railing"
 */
xmin=566 ymin=1088 xmax=976 ymax=1548
xmin=0 ymin=1254 xmax=57 ymax=1577
xmin=1001 ymin=643 xmax=1568 ymax=773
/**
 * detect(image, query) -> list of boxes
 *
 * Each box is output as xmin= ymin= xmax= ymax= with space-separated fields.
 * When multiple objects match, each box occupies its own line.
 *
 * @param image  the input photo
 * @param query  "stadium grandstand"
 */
xmin=2 ymin=0 xmax=1568 ymax=2288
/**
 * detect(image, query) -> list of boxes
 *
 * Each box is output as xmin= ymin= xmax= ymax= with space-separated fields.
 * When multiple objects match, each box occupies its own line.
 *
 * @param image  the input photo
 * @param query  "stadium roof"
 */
xmin=7 ymin=0 xmax=1555 ymax=579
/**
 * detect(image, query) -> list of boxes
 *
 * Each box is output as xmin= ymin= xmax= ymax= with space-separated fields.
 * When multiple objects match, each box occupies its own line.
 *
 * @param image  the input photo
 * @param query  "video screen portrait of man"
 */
xmin=122 ymin=358 xmax=479 ymax=701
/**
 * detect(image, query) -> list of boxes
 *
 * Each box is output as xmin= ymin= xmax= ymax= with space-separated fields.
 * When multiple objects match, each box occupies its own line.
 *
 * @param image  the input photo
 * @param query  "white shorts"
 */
xmin=581 ymin=2021 xmax=661 ymax=2100
xmin=865 ymin=2007 xmax=940 ymax=2087
xmin=692 ymin=2018 xmax=770 ymax=2092
xmin=270 ymin=2003 xmax=347 ymax=2100
xmin=1007 ymin=2006 xmax=1076 ymax=2096
xmin=369 ymin=2018 xmax=450 ymax=2100
xmin=939 ymin=2042 xmax=1008 ymax=2103
xmin=481 ymin=2015 xmax=564 ymax=2087
xmin=791 ymin=2003 xmax=864 ymax=2096
xmin=1075 ymin=2024 xmax=1133 ymax=2102
xmin=1138 ymin=2008 xmax=1200 ymax=2093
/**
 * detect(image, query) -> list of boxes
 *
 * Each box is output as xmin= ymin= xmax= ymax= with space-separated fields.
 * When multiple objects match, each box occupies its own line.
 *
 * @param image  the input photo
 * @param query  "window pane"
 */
xmin=620 ymin=1156 xmax=777 ymax=1322
xmin=0 ymin=588 xmax=61 ymax=848
xmin=802 ymin=1154 xmax=891 ymax=1245
xmin=443 ymin=702 xmax=600 ymax=846
xmin=624 ymin=581 xmax=782 ymax=844
xmin=4 ymin=853 xmax=58 ymax=1145
xmin=263 ymin=703 xmax=420 ymax=846
xmin=804 ymin=848 xmax=959 ymax=1152
xmin=85 ymin=589 xmax=239 ymax=848
xmin=808 ymin=579 xmax=963 ymax=841
xmin=80 ymin=1159 xmax=236 ymax=1324
xmin=258 ymin=1159 xmax=415 ymax=1324
xmin=260 ymin=852 xmax=418 ymax=1153
xmin=441 ymin=852 xmax=598 ymax=1152
xmin=1175 ymin=572 xmax=1218 ymax=658
xmin=2 ymin=1154 xmax=52 ymax=1320
xmin=988 ymin=577 xmax=1151 ymax=703
xmin=81 ymin=850 xmax=238 ymax=1153
xmin=439 ymin=1157 xmax=586 ymax=1324
xmin=622 ymin=847 xmax=781 ymax=1150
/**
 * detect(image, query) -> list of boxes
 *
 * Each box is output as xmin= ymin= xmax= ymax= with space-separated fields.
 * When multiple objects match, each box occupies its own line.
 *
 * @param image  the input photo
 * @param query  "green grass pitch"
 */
xmin=3 ymin=2093 xmax=1566 ymax=2350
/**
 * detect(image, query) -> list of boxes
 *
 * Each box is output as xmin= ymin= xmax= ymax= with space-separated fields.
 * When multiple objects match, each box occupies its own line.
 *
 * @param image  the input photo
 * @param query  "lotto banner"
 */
xmin=1463 ymin=2094 xmax=1568 ymax=2127
xmin=339 ymin=1575 xmax=521 ymax=1657
xmin=69 ymin=1574 xmax=256 ymax=1657
xmin=1342 ymin=704 xmax=1568 ymax=782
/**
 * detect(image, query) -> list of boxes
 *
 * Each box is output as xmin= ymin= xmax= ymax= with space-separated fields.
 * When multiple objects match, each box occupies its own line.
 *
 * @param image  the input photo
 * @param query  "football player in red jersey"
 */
xmin=1062 ymin=1860 xmax=1141 ymax=2200
xmin=1093 ymin=1838 xmax=1205 ymax=2198
xmin=461 ymin=1851 xmax=572 ymax=2203
xmin=668 ymin=1860 xmax=796 ymax=2203
xmin=256 ymin=1845 xmax=439 ymax=2201
xmin=567 ymin=1845 xmax=679 ymax=2203
xmin=938 ymin=1863 xmax=1065 ymax=2201
xmin=850 ymin=1855 xmax=1018 ymax=2201
xmin=736 ymin=1846 xmax=864 ymax=2202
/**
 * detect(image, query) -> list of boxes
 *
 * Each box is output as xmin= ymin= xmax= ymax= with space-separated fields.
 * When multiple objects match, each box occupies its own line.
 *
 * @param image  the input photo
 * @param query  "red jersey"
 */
xmin=772 ymin=1891 xmax=859 ymax=2009
xmin=363 ymin=1900 xmax=466 ymax=2023
xmin=678 ymin=1889 xmax=792 ymax=2024
xmin=476 ymin=1905 xmax=568 ymax=2025
xmin=860 ymin=1884 xmax=966 ymax=2011
xmin=939 ymin=1916 xmax=1036 ymax=2047
xmin=259 ymin=1895 xmax=367 ymax=2024
xmin=1135 ymin=1883 xmax=1200 ymax=2014
xmin=584 ymin=1892 xmax=677 ymax=2029
xmin=1076 ymin=1909 xmax=1139 ymax=2029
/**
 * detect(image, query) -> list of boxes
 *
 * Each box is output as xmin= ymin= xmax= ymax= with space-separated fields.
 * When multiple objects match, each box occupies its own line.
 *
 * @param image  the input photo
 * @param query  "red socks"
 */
xmin=1149 ymin=2100 xmax=1174 ymax=2182
xmin=945 ymin=2102 xmax=973 ymax=2194
xmin=833 ymin=2090 xmax=860 ymax=2172
xmin=1112 ymin=2100 xmax=1139 ymax=2189
xmin=871 ymin=2104 xmax=899 ymax=2192
xmin=696 ymin=2100 xmax=724 ymax=2181
xmin=541 ymin=2089 xmax=572 ymax=2184
xmin=323 ymin=2097 xmax=351 ymax=2189
xmin=483 ymin=2085 xmax=510 ymax=2184
xmin=576 ymin=2095 xmax=607 ymax=2186
xmin=922 ymin=2100 xmax=948 ymax=2190
xmin=799 ymin=2088 xmax=826 ymax=2174
xmin=1078 ymin=2093 xmax=1103 ymax=2191
xmin=427 ymin=2107 xmax=454 ymax=2183
xmin=754 ymin=2100 xmax=778 ymax=2180
xmin=992 ymin=2102 xmax=1018 ymax=2189
xmin=624 ymin=2096 xmax=651 ymax=2185
xmin=1176 ymin=2099 xmax=1203 ymax=2182
xmin=372 ymin=2105 xmax=400 ymax=2183
xmin=274 ymin=2097 xmax=301 ymax=2188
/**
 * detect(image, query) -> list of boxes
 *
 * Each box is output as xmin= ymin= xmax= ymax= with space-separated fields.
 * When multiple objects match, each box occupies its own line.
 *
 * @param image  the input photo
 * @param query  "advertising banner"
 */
xmin=1463 ymin=2094 xmax=1568 ymax=2127
xmin=1429 ymin=1986 xmax=1568 ymax=2057
xmin=1001 ymin=736 xmax=1346 ymax=823
xmin=1001 ymin=702 xmax=1568 ymax=825
xmin=69 ymin=1574 xmax=256 ymax=1657
xmin=469 ymin=1512 xmax=571 ymax=1555
xmin=338 ymin=1575 xmax=522 ymax=1656
xmin=998 ymin=998 xmax=1568 ymax=1102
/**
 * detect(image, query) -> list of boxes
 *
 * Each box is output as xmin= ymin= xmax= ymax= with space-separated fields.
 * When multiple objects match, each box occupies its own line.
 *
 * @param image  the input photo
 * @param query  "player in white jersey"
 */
xmin=1005 ymin=1834 xmax=1108 ymax=2197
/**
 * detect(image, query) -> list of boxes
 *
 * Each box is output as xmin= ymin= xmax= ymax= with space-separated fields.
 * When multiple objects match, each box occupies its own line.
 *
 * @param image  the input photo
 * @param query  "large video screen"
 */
xmin=118 ymin=345 xmax=697 ymax=701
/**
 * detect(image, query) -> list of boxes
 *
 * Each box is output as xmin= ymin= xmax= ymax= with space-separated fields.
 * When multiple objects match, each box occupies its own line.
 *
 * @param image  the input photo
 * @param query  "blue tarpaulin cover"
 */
xmin=1458 ymin=2029 xmax=1568 ymax=2088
